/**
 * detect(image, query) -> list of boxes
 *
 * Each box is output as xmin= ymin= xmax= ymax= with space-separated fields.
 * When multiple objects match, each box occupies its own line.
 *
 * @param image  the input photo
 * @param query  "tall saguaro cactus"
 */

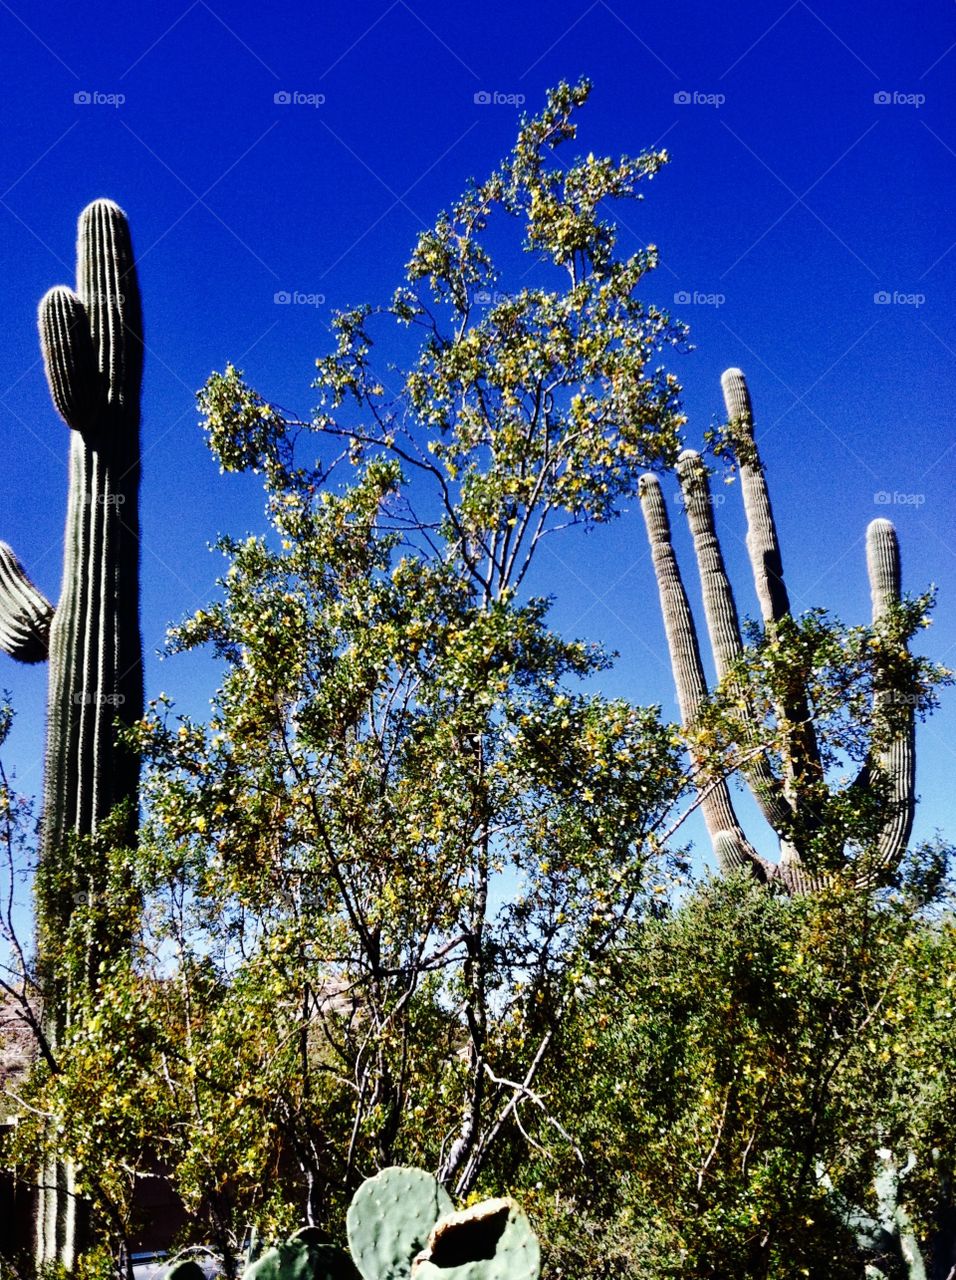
xmin=0 ymin=200 xmax=144 ymax=1268
xmin=37 ymin=201 xmax=144 ymax=865
xmin=640 ymin=368 xmax=915 ymax=892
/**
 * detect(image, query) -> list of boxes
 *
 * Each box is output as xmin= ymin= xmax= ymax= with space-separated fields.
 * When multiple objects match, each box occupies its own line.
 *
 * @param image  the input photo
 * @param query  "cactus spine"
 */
xmin=0 ymin=200 xmax=144 ymax=1268
xmin=640 ymin=368 xmax=915 ymax=891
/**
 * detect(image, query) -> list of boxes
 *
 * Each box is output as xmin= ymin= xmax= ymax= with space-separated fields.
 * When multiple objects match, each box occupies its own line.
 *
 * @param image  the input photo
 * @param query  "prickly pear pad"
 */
xmin=411 ymin=1198 xmax=540 ymax=1280
xmin=347 ymin=1167 xmax=453 ymax=1280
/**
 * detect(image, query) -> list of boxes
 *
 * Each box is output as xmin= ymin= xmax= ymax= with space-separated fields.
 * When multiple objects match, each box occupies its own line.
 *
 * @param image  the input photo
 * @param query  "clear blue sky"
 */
xmin=0 ymin=0 xmax=953 ymax=868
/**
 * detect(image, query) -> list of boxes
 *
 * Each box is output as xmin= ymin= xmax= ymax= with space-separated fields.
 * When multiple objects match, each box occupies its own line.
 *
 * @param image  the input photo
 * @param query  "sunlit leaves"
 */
xmin=533 ymin=865 xmax=956 ymax=1276
xmin=115 ymin=79 xmax=705 ymax=1241
xmin=201 ymin=80 xmax=687 ymax=601
xmin=689 ymin=602 xmax=950 ymax=870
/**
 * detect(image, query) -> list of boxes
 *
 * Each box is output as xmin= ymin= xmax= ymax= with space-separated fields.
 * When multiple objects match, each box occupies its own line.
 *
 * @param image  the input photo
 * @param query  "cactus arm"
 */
xmin=638 ymin=473 xmax=767 ymax=877
xmin=866 ymin=518 xmax=915 ymax=871
xmin=720 ymin=368 xmax=792 ymax=626
xmin=79 ymin=198 xmax=144 ymax=416
xmin=38 ymin=288 xmax=101 ymax=432
xmin=710 ymin=831 xmax=761 ymax=878
xmin=675 ymin=450 xmax=744 ymax=678
xmin=896 ymin=1215 xmax=928 ymax=1280
xmin=0 ymin=542 xmax=53 ymax=663
xmin=720 ymin=369 xmax=822 ymax=833
xmin=676 ymin=450 xmax=794 ymax=838
xmin=638 ymin=474 xmax=708 ymax=731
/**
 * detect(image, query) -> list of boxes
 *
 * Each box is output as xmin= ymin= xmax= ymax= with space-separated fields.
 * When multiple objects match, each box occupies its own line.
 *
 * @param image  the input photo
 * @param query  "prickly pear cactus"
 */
xmin=347 ymin=1167 xmax=453 ymax=1280
xmin=345 ymin=1168 xmax=540 ymax=1280
xmin=290 ymin=1228 xmax=330 ymax=1246
xmin=412 ymin=1197 xmax=540 ymax=1280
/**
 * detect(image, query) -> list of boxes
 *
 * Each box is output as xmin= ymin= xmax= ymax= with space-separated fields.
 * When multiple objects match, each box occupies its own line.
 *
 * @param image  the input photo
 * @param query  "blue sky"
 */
xmin=0 ymin=0 xmax=953 ymax=868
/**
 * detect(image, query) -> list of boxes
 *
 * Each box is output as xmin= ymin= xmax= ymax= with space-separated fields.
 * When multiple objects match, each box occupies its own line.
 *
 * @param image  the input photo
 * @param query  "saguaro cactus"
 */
xmin=0 ymin=199 xmax=144 ymax=1267
xmin=640 ymin=368 xmax=915 ymax=891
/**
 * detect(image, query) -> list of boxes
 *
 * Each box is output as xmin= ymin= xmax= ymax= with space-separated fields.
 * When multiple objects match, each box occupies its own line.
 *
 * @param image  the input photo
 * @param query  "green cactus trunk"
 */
xmin=0 ymin=200 xmax=144 ymax=1269
xmin=42 ymin=200 xmax=143 ymax=1271
xmin=39 ymin=203 xmax=144 ymax=872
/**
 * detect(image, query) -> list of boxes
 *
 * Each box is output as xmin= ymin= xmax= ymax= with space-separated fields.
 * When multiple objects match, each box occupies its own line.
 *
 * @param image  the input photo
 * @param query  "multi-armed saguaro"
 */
xmin=639 ymin=368 xmax=915 ymax=892
xmin=0 ymin=200 xmax=144 ymax=1266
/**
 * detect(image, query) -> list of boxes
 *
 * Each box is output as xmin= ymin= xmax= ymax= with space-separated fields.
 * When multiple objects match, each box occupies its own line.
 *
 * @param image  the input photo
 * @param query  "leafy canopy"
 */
xmin=16 ymin=79 xmax=696 ymax=1249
